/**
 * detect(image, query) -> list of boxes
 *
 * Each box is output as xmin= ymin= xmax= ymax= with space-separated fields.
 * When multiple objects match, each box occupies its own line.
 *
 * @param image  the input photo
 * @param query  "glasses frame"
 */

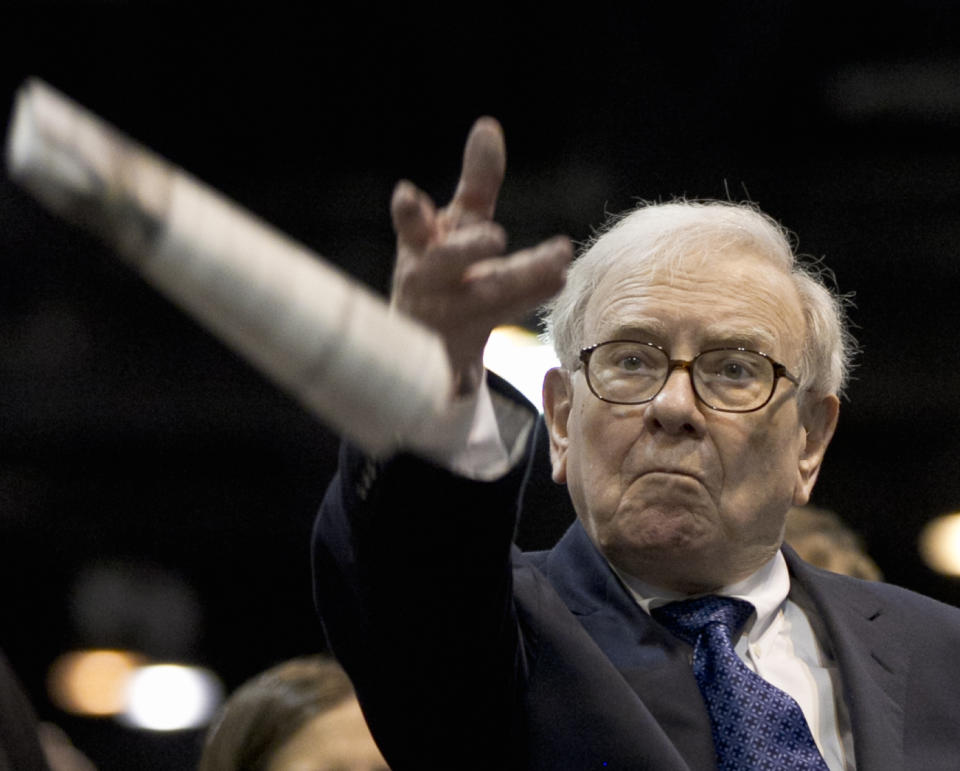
xmin=578 ymin=340 xmax=801 ymax=413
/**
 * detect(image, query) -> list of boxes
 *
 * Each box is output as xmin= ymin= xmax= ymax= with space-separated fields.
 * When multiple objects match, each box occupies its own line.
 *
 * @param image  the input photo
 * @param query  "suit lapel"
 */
xmin=785 ymin=547 xmax=906 ymax=770
xmin=541 ymin=522 xmax=717 ymax=770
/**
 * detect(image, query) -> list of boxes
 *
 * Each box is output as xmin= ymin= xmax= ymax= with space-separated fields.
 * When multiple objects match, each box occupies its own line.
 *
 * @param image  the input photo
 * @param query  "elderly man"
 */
xmin=312 ymin=119 xmax=960 ymax=770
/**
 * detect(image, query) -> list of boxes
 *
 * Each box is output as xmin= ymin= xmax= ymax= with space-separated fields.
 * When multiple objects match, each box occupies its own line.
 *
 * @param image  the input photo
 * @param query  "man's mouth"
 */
xmin=641 ymin=468 xmax=703 ymax=483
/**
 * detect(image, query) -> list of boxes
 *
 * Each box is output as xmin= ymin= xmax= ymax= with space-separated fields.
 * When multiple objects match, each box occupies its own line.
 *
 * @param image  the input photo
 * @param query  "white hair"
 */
xmin=541 ymin=200 xmax=855 ymax=399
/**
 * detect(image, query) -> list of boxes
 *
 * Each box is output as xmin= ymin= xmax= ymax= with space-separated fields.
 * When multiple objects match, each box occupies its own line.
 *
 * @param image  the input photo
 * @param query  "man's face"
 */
xmin=544 ymin=249 xmax=838 ymax=593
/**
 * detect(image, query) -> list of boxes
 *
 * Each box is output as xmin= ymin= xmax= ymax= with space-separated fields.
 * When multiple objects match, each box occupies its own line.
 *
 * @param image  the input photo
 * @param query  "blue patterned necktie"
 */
xmin=652 ymin=595 xmax=829 ymax=771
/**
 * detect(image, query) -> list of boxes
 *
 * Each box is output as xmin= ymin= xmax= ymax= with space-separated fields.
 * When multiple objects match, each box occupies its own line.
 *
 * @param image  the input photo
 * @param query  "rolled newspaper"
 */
xmin=5 ymin=78 xmax=453 ymax=456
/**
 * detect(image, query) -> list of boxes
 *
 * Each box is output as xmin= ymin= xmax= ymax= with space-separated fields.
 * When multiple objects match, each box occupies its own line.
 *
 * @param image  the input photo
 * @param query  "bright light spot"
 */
xmin=48 ymin=649 xmax=143 ymax=716
xmin=483 ymin=326 xmax=559 ymax=412
xmin=121 ymin=664 xmax=223 ymax=731
xmin=919 ymin=513 xmax=960 ymax=576
xmin=48 ymin=652 xmax=224 ymax=730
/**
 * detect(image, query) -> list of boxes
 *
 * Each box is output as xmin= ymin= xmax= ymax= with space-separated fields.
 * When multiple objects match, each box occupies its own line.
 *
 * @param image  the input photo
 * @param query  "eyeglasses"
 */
xmin=578 ymin=340 xmax=800 ymax=413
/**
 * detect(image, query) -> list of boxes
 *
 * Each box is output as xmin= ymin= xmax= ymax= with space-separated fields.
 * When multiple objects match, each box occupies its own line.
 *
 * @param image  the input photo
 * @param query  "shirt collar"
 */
xmin=612 ymin=550 xmax=790 ymax=640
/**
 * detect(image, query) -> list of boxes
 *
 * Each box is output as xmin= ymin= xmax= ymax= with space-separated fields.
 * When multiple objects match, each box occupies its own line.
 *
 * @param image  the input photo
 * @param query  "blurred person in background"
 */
xmin=0 ymin=649 xmax=50 ymax=770
xmin=36 ymin=723 xmax=96 ymax=771
xmin=199 ymin=655 xmax=388 ymax=771
xmin=785 ymin=505 xmax=883 ymax=581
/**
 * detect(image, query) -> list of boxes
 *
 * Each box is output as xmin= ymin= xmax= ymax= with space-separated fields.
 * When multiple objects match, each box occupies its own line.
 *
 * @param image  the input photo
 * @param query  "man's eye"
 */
xmin=717 ymin=359 xmax=755 ymax=380
xmin=619 ymin=356 xmax=646 ymax=371
xmin=615 ymin=352 xmax=658 ymax=373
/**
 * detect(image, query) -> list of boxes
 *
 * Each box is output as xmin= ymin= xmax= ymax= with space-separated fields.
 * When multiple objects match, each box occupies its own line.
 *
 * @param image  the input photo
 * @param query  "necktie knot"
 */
xmin=652 ymin=595 xmax=754 ymax=646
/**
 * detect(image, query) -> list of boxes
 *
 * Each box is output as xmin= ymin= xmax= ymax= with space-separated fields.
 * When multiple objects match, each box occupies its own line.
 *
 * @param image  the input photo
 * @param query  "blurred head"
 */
xmin=785 ymin=505 xmax=882 ymax=580
xmin=199 ymin=655 xmax=388 ymax=771
xmin=542 ymin=201 xmax=853 ymax=592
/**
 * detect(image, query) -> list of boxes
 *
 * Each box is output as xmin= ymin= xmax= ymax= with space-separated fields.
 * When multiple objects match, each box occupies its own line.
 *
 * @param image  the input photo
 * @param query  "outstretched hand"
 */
xmin=390 ymin=117 xmax=572 ymax=396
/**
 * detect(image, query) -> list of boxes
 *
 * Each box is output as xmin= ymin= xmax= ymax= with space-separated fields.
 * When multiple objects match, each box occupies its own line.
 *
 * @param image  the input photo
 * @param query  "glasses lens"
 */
xmin=693 ymin=349 xmax=775 ymax=411
xmin=587 ymin=342 xmax=668 ymax=403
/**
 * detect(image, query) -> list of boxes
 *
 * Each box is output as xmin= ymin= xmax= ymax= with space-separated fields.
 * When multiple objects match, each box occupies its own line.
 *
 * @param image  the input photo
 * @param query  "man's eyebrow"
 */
xmin=591 ymin=322 xmax=780 ymax=351
xmin=701 ymin=324 xmax=778 ymax=351
xmin=594 ymin=320 xmax=668 ymax=344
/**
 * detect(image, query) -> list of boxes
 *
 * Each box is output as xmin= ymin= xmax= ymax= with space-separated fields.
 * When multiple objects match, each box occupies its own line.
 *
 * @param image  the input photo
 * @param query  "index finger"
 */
xmin=445 ymin=116 xmax=506 ymax=228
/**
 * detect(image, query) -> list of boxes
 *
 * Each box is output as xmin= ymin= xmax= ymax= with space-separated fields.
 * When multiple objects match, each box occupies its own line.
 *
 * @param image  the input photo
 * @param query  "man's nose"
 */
xmin=643 ymin=366 xmax=707 ymax=436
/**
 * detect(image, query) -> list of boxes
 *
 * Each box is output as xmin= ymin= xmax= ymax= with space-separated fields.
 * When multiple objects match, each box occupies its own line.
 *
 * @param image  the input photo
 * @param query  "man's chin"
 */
xmin=599 ymin=514 xmax=719 ymax=577
xmin=607 ymin=503 xmax=713 ymax=547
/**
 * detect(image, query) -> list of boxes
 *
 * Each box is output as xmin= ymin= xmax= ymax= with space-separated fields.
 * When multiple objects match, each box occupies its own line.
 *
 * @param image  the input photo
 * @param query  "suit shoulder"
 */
xmin=788 ymin=548 xmax=960 ymax=639
xmin=813 ymin=566 xmax=960 ymax=639
xmin=867 ymin=578 xmax=960 ymax=626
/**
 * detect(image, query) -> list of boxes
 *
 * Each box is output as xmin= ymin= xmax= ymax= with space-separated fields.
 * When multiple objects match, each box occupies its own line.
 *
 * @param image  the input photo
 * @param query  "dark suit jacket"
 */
xmin=313 ymin=431 xmax=960 ymax=770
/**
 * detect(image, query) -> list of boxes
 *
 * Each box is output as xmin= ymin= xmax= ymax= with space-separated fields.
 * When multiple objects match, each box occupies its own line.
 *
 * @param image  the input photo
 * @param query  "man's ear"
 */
xmin=542 ymin=367 xmax=573 ymax=484
xmin=793 ymin=393 xmax=840 ymax=506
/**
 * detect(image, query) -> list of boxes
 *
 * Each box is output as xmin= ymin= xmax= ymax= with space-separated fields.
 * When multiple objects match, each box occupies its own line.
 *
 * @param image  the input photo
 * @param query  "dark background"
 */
xmin=4 ymin=2 xmax=960 ymax=767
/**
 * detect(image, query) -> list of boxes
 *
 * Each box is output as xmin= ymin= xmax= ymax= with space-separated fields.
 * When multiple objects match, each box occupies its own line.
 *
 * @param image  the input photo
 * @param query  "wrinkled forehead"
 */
xmin=583 ymin=247 xmax=806 ymax=358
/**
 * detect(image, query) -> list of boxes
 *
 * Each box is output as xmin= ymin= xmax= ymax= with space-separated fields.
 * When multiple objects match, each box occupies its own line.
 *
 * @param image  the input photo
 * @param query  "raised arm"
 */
xmin=314 ymin=119 xmax=570 ymax=769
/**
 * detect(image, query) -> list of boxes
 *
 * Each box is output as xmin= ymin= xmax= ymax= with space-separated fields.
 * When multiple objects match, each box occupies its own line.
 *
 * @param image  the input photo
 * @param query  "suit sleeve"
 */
xmin=311 ymin=395 xmax=538 ymax=769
